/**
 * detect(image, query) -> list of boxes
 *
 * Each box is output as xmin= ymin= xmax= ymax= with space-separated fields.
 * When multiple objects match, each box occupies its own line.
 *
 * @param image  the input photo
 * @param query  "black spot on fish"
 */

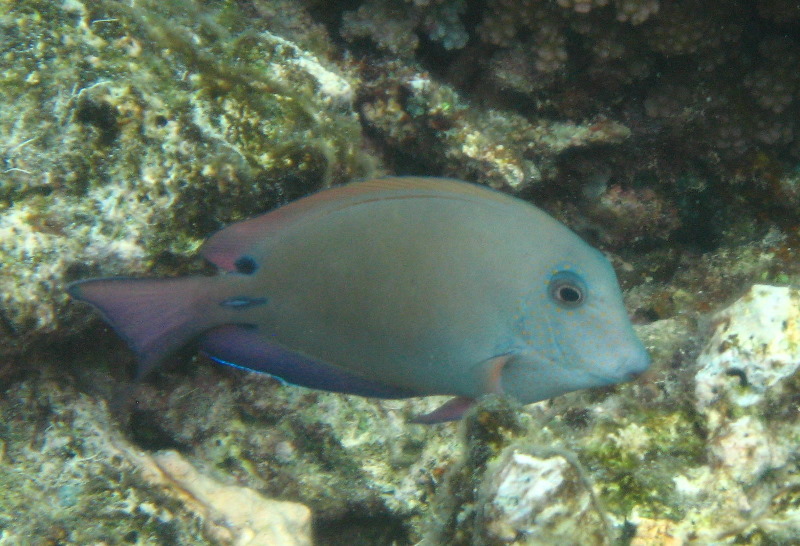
xmin=220 ymin=297 xmax=267 ymax=309
xmin=234 ymin=255 xmax=258 ymax=275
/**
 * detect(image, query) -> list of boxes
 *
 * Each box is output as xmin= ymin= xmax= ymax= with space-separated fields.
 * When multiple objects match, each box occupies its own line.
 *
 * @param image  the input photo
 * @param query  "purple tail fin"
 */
xmin=68 ymin=276 xmax=216 ymax=377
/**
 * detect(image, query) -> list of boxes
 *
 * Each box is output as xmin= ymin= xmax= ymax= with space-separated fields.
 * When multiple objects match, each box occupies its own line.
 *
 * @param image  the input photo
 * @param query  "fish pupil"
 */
xmin=558 ymin=286 xmax=582 ymax=303
xmin=234 ymin=255 xmax=258 ymax=275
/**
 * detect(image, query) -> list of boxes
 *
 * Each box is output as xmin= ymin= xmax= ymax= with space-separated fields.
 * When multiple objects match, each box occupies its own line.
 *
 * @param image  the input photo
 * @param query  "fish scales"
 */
xmin=68 ymin=176 xmax=650 ymax=422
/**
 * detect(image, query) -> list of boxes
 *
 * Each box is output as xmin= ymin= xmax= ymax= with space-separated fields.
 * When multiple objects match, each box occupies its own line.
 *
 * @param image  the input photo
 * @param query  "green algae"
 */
xmin=573 ymin=404 xmax=707 ymax=521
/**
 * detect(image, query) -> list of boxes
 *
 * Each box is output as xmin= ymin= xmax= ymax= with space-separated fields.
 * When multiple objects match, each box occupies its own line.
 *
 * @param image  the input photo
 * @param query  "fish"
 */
xmin=67 ymin=176 xmax=650 ymax=423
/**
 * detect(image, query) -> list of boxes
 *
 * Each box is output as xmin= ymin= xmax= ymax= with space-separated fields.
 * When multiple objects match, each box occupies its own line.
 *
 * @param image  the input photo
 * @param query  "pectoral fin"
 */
xmin=477 ymin=354 xmax=512 ymax=395
xmin=409 ymin=355 xmax=513 ymax=424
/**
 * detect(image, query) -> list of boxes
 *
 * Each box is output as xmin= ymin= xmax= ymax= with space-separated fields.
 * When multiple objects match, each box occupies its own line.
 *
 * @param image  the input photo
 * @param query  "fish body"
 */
xmin=68 ymin=177 xmax=650 ymax=422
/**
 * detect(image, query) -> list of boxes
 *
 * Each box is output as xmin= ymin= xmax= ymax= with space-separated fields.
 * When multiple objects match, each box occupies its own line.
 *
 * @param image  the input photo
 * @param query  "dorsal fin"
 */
xmin=201 ymin=176 xmax=513 ymax=271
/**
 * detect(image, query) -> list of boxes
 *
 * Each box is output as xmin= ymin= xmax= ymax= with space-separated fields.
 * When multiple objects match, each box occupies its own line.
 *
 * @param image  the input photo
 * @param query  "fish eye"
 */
xmin=548 ymin=271 xmax=586 ymax=308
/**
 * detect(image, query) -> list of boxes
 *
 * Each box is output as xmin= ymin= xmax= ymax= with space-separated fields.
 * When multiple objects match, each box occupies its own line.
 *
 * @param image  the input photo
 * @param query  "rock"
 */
xmin=659 ymin=284 xmax=800 ymax=541
xmin=422 ymin=288 xmax=800 ymax=543
xmin=692 ymin=285 xmax=799 ymax=485
xmin=695 ymin=284 xmax=800 ymax=411
xmin=5 ymin=0 xmax=800 ymax=542
xmin=359 ymin=65 xmax=632 ymax=193
xmin=476 ymin=448 xmax=609 ymax=545
xmin=150 ymin=450 xmax=312 ymax=546
xmin=0 ymin=372 xmax=312 ymax=544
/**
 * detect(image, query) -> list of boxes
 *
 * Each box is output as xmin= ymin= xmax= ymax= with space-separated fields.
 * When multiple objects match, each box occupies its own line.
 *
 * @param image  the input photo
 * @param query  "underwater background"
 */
xmin=1 ymin=0 xmax=800 ymax=544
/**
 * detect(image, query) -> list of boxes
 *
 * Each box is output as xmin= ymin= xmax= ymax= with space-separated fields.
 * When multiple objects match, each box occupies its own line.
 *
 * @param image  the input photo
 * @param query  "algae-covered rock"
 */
xmin=477 ymin=449 xmax=609 ymax=545
xmin=0 ymin=368 xmax=311 ymax=544
xmin=670 ymin=284 xmax=800 ymax=542
xmin=695 ymin=284 xmax=800 ymax=412
xmin=86 ymin=282 xmax=794 ymax=545
xmin=0 ymin=0 xmax=372 ymax=356
xmin=150 ymin=450 xmax=312 ymax=546
xmin=124 ymin=366 xmax=462 ymax=541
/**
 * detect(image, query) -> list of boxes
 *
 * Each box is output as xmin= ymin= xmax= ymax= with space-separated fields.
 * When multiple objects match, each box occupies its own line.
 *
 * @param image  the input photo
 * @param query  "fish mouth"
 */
xmin=586 ymin=356 xmax=650 ymax=386
xmin=584 ymin=370 xmax=625 ymax=387
xmin=622 ymin=369 xmax=645 ymax=381
xmin=609 ymin=345 xmax=652 ymax=383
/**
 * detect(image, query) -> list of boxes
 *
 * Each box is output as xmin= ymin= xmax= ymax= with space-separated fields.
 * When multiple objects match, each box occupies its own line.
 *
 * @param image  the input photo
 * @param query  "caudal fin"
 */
xmin=68 ymin=276 xmax=216 ymax=377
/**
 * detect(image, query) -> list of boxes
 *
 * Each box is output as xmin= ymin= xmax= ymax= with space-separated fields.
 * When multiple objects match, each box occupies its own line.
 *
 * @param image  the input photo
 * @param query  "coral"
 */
xmin=613 ymin=0 xmax=659 ymax=25
xmin=556 ymin=0 xmax=610 ymax=15
xmin=359 ymin=63 xmax=631 ymax=191
xmin=773 ymin=167 xmax=800 ymax=206
xmin=341 ymin=1 xmax=419 ymax=56
xmin=744 ymin=36 xmax=800 ymax=115
xmin=338 ymin=0 xmax=800 ymax=205
xmin=478 ymin=0 xmax=566 ymax=68
xmin=341 ymin=0 xmax=467 ymax=55
xmin=420 ymin=0 xmax=469 ymax=51
xmin=756 ymin=0 xmax=800 ymax=23
xmin=586 ymin=184 xmax=681 ymax=245
xmin=644 ymin=1 xmax=741 ymax=59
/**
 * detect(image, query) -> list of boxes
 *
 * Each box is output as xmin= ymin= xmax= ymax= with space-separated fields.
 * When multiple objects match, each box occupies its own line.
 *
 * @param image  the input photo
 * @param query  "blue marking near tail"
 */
xmin=219 ymin=297 xmax=268 ymax=309
xmin=209 ymin=355 xmax=293 ymax=387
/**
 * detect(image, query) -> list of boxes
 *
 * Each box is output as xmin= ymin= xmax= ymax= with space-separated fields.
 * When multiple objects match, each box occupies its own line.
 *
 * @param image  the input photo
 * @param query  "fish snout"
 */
xmin=592 ymin=343 xmax=650 ymax=386
xmin=619 ymin=343 xmax=651 ymax=381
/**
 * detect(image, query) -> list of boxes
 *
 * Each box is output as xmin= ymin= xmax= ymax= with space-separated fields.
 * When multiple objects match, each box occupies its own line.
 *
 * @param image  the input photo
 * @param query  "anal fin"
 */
xmin=199 ymin=325 xmax=418 ymax=399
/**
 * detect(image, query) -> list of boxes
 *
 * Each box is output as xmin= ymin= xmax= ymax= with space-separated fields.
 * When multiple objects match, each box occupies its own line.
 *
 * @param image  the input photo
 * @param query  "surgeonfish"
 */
xmin=68 ymin=176 xmax=650 ymax=423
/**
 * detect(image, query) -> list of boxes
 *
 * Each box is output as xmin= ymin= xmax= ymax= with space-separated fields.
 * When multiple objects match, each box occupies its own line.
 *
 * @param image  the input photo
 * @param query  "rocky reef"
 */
xmin=2 ymin=0 xmax=800 ymax=544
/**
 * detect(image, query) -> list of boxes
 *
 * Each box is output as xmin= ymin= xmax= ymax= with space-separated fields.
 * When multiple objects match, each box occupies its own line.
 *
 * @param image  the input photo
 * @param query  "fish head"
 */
xmin=500 ymin=249 xmax=650 ymax=405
